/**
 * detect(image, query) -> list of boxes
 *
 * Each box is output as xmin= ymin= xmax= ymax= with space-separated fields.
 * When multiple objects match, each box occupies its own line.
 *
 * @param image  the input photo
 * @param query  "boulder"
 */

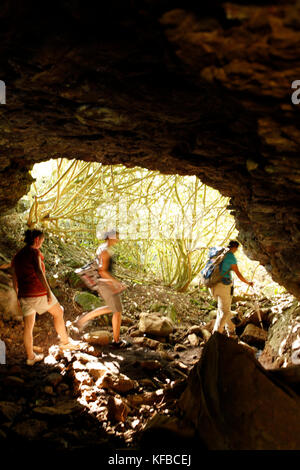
xmin=188 ymin=334 xmax=199 ymax=347
xmin=132 ymin=337 xmax=162 ymax=350
xmin=86 ymin=361 xmax=119 ymax=380
xmin=83 ymin=330 xmax=112 ymax=345
xmin=74 ymin=291 xmax=103 ymax=311
xmin=13 ymin=419 xmax=48 ymax=439
xmin=73 ymin=371 xmax=94 ymax=390
xmin=73 ymin=351 xmax=99 ymax=364
xmin=268 ymin=365 xmax=300 ymax=395
xmin=242 ymin=307 xmax=271 ymax=327
xmin=187 ymin=325 xmax=203 ymax=335
xmin=121 ymin=315 xmax=135 ymax=326
xmin=206 ymin=309 xmax=217 ymax=321
xmin=44 ymin=385 xmax=55 ymax=395
xmin=81 ymin=388 xmax=98 ymax=403
xmin=174 ymin=344 xmax=187 ymax=352
xmin=140 ymin=414 xmax=196 ymax=451
xmin=3 ymin=376 xmax=24 ymax=386
xmin=138 ymin=313 xmax=174 ymax=337
xmin=107 ymin=396 xmax=129 ymax=423
xmin=178 ymin=333 xmax=300 ymax=450
xmin=127 ymin=389 xmax=165 ymax=407
xmin=199 ymin=327 xmax=212 ymax=342
xmin=72 ymin=360 xmax=87 ymax=371
xmin=46 ymin=372 xmax=63 ymax=388
xmin=96 ymin=372 xmax=137 ymax=393
xmin=0 ymin=401 xmax=22 ymax=421
xmin=0 ymin=270 xmax=22 ymax=321
xmin=139 ymin=360 xmax=161 ymax=371
xmin=33 ymin=399 xmax=81 ymax=416
xmin=240 ymin=324 xmax=268 ymax=347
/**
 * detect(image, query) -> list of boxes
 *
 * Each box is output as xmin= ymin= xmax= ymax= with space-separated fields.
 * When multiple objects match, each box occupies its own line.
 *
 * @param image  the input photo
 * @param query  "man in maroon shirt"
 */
xmin=12 ymin=229 xmax=79 ymax=365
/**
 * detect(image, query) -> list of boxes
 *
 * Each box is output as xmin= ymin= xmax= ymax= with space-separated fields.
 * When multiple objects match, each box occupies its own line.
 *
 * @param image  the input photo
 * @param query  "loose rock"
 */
xmin=139 ymin=313 xmax=173 ymax=337
xmin=96 ymin=372 xmax=137 ymax=393
xmin=0 ymin=401 xmax=22 ymax=421
xmin=13 ymin=419 xmax=48 ymax=439
xmin=83 ymin=330 xmax=112 ymax=345
xmin=107 ymin=396 xmax=129 ymax=423
xmin=240 ymin=324 xmax=268 ymax=347
xmin=188 ymin=334 xmax=199 ymax=347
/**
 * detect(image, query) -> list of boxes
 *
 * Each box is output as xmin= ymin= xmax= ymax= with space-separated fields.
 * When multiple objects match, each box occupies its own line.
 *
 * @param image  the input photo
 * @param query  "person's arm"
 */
xmin=231 ymin=264 xmax=253 ymax=286
xmin=32 ymin=252 xmax=52 ymax=302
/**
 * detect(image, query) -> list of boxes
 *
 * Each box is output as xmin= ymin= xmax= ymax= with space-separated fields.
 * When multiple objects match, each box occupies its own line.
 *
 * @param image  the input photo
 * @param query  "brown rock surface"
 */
xmin=179 ymin=332 xmax=300 ymax=450
xmin=0 ymin=2 xmax=300 ymax=296
xmin=13 ymin=419 xmax=48 ymax=439
xmin=139 ymin=313 xmax=174 ymax=337
xmin=0 ymin=270 xmax=21 ymax=321
xmin=83 ymin=330 xmax=112 ymax=346
xmin=96 ymin=372 xmax=137 ymax=393
xmin=240 ymin=324 xmax=268 ymax=347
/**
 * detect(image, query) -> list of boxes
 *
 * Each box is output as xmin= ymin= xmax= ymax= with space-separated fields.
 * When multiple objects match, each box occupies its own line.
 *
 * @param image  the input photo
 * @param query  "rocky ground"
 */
xmin=1 ymin=267 xmax=299 ymax=455
xmin=0 ymin=221 xmax=300 ymax=456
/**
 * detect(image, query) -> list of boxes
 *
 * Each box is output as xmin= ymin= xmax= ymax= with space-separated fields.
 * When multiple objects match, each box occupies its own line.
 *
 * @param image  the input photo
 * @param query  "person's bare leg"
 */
xmin=112 ymin=311 xmax=121 ymax=343
xmin=212 ymin=301 xmax=224 ymax=333
xmin=24 ymin=313 xmax=36 ymax=360
xmin=48 ymin=302 xmax=69 ymax=344
xmin=77 ymin=305 xmax=112 ymax=328
xmin=212 ymin=284 xmax=233 ymax=335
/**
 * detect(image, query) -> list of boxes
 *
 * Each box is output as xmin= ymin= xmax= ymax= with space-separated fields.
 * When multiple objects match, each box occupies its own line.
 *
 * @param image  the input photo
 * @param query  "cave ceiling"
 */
xmin=0 ymin=1 xmax=300 ymax=295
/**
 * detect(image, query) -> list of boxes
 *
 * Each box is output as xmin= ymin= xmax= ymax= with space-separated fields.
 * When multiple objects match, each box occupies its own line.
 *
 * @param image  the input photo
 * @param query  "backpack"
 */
xmin=74 ymin=243 xmax=108 ymax=292
xmin=200 ymin=246 xmax=230 ymax=288
xmin=75 ymin=258 xmax=101 ymax=292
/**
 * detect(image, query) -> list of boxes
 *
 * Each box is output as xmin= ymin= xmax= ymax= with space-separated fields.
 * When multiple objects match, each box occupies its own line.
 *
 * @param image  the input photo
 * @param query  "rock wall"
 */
xmin=179 ymin=333 xmax=300 ymax=450
xmin=0 ymin=2 xmax=300 ymax=295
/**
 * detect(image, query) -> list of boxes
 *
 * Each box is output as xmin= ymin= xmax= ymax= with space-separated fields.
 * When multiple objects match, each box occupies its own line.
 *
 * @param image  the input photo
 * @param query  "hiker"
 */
xmin=210 ymin=240 xmax=253 ymax=337
xmin=75 ymin=230 xmax=128 ymax=348
xmin=11 ymin=229 xmax=80 ymax=366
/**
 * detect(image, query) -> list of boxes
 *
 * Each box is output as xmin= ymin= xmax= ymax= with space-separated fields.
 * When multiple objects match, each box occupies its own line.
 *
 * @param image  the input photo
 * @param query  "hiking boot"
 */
xmin=26 ymin=353 xmax=44 ymax=366
xmin=111 ymin=339 xmax=131 ymax=349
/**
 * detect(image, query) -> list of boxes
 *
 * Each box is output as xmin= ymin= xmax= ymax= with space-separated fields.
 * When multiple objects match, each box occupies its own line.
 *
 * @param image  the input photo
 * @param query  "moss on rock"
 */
xmin=74 ymin=291 xmax=103 ymax=311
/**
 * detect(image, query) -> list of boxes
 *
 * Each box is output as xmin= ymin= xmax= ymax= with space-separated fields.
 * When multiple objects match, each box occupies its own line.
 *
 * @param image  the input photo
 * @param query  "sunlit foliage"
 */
xmin=24 ymin=159 xmax=281 ymax=293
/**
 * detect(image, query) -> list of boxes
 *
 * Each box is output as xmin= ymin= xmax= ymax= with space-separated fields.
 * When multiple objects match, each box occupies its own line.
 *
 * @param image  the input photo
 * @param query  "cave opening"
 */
xmin=21 ymin=157 xmax=279 ymax=296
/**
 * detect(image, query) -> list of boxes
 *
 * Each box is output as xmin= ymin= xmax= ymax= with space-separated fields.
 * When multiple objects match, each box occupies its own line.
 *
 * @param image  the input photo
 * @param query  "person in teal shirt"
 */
xmin=220 ymin=250 xmax=238 ymax=285
xmin=211 ymin=240 xmax=254 ymax=337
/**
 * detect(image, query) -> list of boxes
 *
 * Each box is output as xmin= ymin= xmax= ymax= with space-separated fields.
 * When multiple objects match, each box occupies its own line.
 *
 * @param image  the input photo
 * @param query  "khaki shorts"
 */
xmin=20 ymin=292 xmax=58 ymax=317
xmin=97 ymin=283 xmax=122 ymax=313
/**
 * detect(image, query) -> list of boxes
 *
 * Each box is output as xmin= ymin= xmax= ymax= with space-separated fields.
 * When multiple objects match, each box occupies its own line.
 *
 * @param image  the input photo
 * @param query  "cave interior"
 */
xmin=0 ymin=0 xmax=300 ymax=455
